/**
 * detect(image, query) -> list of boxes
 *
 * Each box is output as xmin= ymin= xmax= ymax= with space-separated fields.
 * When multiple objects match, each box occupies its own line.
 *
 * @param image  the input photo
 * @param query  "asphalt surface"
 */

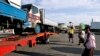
xmin=6 ymin=33 xmax=100 ymax=56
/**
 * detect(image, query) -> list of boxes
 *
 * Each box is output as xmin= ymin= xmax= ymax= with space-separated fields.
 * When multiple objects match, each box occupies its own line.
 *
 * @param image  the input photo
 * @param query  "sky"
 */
xmin=11 ymin=0 xmax=100 ymax=25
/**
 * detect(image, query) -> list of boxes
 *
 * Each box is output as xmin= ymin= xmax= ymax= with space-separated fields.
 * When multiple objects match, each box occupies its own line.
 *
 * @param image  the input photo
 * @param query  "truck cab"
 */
xmin=21 ymin=4 xmax=41 ymax=33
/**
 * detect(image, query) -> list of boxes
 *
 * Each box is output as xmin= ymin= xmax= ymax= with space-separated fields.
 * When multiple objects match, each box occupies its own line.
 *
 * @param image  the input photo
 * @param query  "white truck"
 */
xmin=91 ymin=22 xmax=100 ymax=32
xmin=21 ymin=5 xmax=58 ymax=33
xmin=43 ymin=18 xmax=58 ymax=32
xmin=58 ymin=23 xmax=67 ymax=33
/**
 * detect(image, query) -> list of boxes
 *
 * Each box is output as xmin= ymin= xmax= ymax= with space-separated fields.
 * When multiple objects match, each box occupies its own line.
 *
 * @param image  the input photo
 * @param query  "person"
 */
xmin=81 ymin=26 xmax=96 ymax=56
xmin=68 ymin=26 xmax=74 ymax=43
xmin=78 ymin=29 xmax=85 ymax=45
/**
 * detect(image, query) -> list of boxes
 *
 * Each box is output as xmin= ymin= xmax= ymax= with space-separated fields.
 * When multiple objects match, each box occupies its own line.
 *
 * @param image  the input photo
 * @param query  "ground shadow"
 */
xmin=49 ymin=42 xmax=73 ymax=46
xmin=52 ymin=46 xmax=100 ymax=55
xmin=50 ymin=41 xmax=61 ymax=42
xmin=94 ymin=50 xmax=100 ymax=55
xmin=52 ymin=46 xmax=83 ymax=55
xmin=13 ymin=51 xmax=52 ymax=56
xmin=93 ymin=32 xmax=100 ymax=35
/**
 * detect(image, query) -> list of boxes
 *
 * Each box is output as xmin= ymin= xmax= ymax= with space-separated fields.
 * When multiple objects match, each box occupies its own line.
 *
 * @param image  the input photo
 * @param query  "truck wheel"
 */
xmin=14 ymin=28 xmax=23 ymax=35
xmin=14 ymin=22 xmax=23 ymax=35
xmin=34 ymin=24 xmax=41 ymax=34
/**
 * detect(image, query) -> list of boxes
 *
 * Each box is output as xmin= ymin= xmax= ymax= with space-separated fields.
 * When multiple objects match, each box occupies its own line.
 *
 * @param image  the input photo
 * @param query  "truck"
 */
xmin=43 ymin=18 xmax=58 ymax=33
xmin=39 ymin=9 xmax=58 ymax=33
xmin=58 ymin=23 xmax=67 ymax=33
xmin=0 ymin=0 xmax=58 ymax=35
xmin=21 ymin=4 xmax=58 ymax=34
xmin=91 ymin=22 xmax=100 ymax=32
xmin=21 ymin=4 xmax=41 ymax=33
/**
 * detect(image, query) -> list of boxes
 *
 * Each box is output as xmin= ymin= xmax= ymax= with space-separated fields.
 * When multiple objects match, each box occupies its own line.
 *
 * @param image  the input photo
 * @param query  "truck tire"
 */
xmin=34 ymin=24 xmax=41 ymax=34
xmin=14 ymin=22 xmax=23 ymax=35
xmin=14 ymin=28 xmax=23 ymax=35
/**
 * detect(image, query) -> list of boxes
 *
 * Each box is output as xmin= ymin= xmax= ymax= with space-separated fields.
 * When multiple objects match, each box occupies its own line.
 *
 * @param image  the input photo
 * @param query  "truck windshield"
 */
xmin=21 ymin=4 xmax=39 ymax=14
xmin=32 ymin=6 xmax=38 ymax=14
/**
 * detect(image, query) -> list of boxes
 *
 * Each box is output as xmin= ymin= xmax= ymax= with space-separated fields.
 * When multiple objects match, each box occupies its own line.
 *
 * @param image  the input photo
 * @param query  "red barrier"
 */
xmin=27 ymin=36 xmax=36 ymax=47
xmin=0 ymin=35 xmax=19 ymax=41
xmin=0 ymin=32 xmax=56 ymax=56
xmin=0 ymin=38 xmax=7 ymax=42
xmin=0 ymin=41 xmax=16 ymax=56
xmin=36 ymin=33 xmax=45 ymax=37
xmin=17 ymin=35 xmax=36 ymax=47
xmin=0 ymin=35 xmax=36 ymax=56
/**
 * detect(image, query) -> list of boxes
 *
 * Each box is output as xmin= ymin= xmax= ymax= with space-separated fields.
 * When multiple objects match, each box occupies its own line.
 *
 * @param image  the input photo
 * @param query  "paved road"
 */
xmin=6 ymin=33 xmax=100 ymax=56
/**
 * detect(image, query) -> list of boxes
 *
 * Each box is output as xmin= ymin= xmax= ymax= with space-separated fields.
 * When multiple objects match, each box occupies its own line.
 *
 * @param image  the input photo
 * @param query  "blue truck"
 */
xmin=0 ymin=0 xmax=59 ymax=44
xmin=0 ymin=0 xmax=58 ymax=35
xmin=0 ymin=0 xmax=27 ymax=35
